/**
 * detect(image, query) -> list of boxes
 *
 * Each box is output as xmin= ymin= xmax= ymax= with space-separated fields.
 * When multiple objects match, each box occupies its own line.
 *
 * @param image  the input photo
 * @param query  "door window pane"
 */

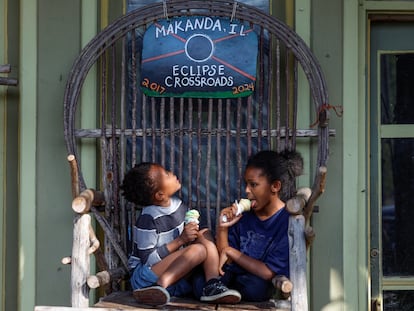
xmin=382 ymin=138 xmax=414 ymax=276
xmin=381 ymin=53 xmax=414 ymax=124
xmin=384 ymin=291 xmax=414 ymax=311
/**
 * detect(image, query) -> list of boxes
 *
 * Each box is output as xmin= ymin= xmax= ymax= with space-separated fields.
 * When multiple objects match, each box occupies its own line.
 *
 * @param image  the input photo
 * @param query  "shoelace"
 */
xmin=212 ymin=281 xmax=228 ymax=292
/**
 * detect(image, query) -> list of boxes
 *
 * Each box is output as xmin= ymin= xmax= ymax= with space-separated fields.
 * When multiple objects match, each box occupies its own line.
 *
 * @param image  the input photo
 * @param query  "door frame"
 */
xmin=362 ymin=2 xmax=414 ymax=310
xmin=344 ymin=2 xmax=414 ymax=310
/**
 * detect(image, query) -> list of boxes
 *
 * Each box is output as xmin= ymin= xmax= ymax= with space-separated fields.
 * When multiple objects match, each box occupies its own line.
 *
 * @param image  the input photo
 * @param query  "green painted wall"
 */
xmin=1 ymin=0 xmax=19 ymax=310
xmin=0 ymin=0 xmax=4 ymax=305
xmin=36 ymin=0 xmax=82 ymax=306
xmin=5 ymin=0 xmax=19 ymax=307
xmin=19 ymin=0 xmax=39 ymax=308
xmin=33 ymin=0 xmax=125 ymax=307
xmin=311 ymin=0 xmax=346 ymax=310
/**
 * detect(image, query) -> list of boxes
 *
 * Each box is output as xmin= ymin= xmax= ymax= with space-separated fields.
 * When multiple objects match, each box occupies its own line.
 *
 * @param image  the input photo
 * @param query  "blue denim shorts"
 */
xmin=130 ymin=262 xmax=192 ymax=298
xmin=130 ymin=262 xmax=158 ymax=290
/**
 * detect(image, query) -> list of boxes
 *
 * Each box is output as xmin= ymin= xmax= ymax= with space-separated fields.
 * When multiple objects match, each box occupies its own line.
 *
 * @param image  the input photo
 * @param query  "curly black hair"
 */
xmin=120 ymin=162 xmax=160 ymax=206
xmin=246 ymin=149 xmax=303 ymax=201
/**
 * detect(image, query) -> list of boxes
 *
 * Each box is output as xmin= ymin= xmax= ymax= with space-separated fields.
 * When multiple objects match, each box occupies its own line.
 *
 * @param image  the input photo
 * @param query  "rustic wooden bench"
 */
xmin=56 ymin=1 xmax=332 ymax=310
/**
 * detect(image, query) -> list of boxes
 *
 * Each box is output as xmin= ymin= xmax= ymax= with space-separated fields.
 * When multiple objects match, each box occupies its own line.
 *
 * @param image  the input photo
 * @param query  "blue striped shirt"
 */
xmin=128 ymin=197 xmax=186 ymax=269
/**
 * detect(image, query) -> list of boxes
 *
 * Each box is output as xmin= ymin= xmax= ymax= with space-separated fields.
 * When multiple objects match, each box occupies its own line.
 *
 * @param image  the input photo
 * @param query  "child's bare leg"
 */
xmin=196 ymin=229 xmax=220 ymax=281
xmin=194 ymin=230 xmax=241 ymax=304
xmin=152 ymin=243 xmax=207 ymax=288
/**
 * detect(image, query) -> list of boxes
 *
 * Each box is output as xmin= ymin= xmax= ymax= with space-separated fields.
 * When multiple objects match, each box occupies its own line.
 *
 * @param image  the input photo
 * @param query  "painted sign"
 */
xmin=140 ymin=16 xmax=258 ymax=98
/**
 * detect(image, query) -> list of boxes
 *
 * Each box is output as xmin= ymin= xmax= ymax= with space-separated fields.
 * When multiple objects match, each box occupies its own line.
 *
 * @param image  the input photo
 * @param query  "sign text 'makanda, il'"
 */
xmin=141 ymin=16 xmax=258 ymax=98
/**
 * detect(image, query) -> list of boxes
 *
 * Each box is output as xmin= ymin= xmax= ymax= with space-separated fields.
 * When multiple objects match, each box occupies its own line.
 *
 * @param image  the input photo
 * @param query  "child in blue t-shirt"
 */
xmin=216 ymin=150 xmax=303 ymax=301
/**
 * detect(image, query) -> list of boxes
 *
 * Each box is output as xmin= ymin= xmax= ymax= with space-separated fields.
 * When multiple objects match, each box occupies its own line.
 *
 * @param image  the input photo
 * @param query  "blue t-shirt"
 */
xmin=228 ymin=207 xmax=290 ymax=277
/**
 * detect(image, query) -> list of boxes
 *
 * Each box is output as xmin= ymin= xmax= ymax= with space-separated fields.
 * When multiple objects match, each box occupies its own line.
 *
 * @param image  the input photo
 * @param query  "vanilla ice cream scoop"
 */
xmin=222 ymin=199 xmax=251 ymax=222
xmin=237 ymin=199 xmax=252 ymax=214
xmin=185 ymin=209 xmax=200 ymax=224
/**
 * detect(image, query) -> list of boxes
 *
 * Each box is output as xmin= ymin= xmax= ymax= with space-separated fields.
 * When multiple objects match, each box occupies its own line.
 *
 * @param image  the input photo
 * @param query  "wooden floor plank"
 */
xmin=95 ymin=291 xmax=291 ymax=311
xmin=95 ymin=291 xmax=215 ymax=310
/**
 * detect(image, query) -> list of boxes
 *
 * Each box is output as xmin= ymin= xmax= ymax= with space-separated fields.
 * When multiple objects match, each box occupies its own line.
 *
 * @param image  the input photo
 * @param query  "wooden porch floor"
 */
xmin=95 ymin=291 xmax=291 ymax=310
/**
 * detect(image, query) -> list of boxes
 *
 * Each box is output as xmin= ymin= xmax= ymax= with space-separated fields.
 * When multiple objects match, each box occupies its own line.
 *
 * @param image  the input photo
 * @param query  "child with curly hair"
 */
xmin=216 ymin=150 xmax=303 ymax=301
xmin=121 ymin=162 xmax=241 ymax=306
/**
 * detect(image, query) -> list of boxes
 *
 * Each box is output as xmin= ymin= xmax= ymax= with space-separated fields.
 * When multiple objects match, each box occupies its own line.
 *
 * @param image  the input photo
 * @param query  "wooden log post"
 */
xmin=305 ymin=226 xmax=316 ymax=250
xmin=67 ymin=155 xmax=80 ymax=198
xmin=86 ymin=267 xmax=127 ymax=289
xmin=288 ymin=215 xmax=308 ymax=311
xmin=272 ymin=275 xmax=293 ymax=299
xmin=71 ymin=214 xmax=91 ymax=308
xmin=286 ymin=187 xmax=312 ymax=215
xmin=67 ymin=155 xmax=110 ymax=300
xmin=303 ymin=166 xmax=327 ymax=224
xmin=88 ymin=225 xmax=108 ymax=272
xmin=72 ymin=189 xmax=105 ymax=214
xmin=71 ymin=189 xmax=109 ymax=279
xmin=72 ymin=189 xmax=94 ymax=214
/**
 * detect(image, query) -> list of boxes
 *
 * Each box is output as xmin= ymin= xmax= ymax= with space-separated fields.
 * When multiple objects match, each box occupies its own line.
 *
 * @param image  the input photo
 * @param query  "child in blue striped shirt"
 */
xmin=121 ymin=162 xmax=241 ymax=306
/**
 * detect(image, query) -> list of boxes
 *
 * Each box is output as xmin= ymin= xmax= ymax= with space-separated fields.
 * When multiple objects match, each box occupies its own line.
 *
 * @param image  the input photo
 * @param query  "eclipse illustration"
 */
xmin=185 ymin=34 xmax=215 ymax=63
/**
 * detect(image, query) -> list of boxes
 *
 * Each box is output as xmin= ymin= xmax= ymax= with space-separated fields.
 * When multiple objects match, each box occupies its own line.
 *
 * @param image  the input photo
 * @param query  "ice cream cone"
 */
xmin=222 ymin=199 xmax=251 ymax=222
xmin=185 ymin=209 xmax=200 ymax=224
xmin=236 ymin=198 xmax=251 ymax=214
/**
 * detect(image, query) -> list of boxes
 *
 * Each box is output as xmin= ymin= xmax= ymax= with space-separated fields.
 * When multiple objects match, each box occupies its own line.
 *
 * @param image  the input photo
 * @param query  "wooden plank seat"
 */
xmin=60 ymin=1 xmax=331 ymax=310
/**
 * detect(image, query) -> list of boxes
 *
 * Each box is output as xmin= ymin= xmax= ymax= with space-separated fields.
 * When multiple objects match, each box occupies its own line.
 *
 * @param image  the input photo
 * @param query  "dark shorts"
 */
xmin=219 ymin=264 xmax=274 ymax=302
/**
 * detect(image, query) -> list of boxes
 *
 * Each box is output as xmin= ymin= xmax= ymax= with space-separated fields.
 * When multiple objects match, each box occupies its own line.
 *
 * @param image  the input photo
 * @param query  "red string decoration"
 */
xmin=310 ymin=103 xmax=343 ymax=128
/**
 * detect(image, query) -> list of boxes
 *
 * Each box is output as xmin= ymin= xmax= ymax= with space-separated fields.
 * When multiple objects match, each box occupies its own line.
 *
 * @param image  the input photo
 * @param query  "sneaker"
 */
xmin=200 ymin=278 xmax=241 ymax=304
xmin=132 ymin=285 xmax=170 ymax=306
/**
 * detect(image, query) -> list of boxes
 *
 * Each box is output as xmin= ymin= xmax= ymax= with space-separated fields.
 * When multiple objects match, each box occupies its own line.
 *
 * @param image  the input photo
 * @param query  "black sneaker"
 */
xmin=132 ymin=285 xmax=170 ymax=306
xmin=200 ymin=278 xmax=241 ymax=304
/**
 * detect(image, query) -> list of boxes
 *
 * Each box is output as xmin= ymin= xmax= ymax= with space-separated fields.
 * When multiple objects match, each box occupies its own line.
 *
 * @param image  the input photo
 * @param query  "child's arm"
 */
xmin=136 ymin=214 xmax=197 ymax=265
xmin=166 ymin=222 xmax=199 ymax=253
xmin=216 ymin=205 xmax=241 ymax=252
xmin=216 ymin=225 xmax=229 ymax=253
xmin=216 ymin=206 xmax=234 ymax=252
xmin=219 ymin=246 xmax=275 ymax=281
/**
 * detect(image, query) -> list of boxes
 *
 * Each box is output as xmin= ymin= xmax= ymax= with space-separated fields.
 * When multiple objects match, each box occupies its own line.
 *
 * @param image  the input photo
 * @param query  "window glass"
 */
xmin=381 ymin=53 xmax=414 ymax=124
xmin=384 ymin=291 xmax=414 ymax=311
xmin=381 ymin=138 xmax=414 ymax=276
